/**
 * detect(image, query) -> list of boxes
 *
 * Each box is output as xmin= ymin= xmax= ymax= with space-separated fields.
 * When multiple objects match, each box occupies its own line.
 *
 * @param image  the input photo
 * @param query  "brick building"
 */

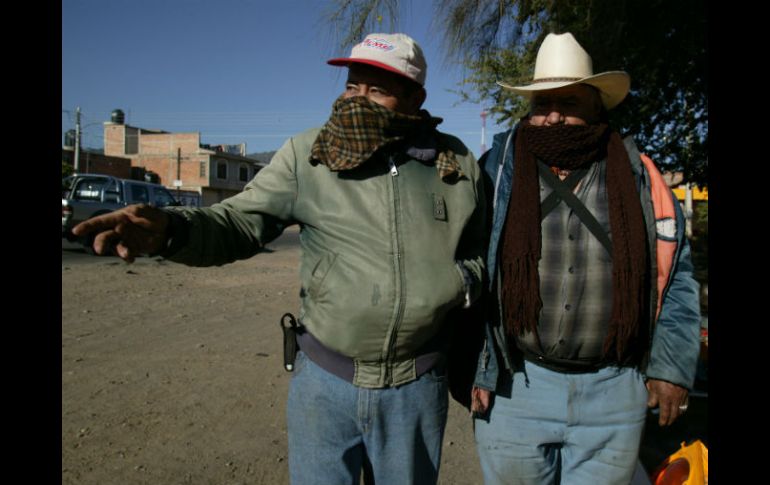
xmin=62 ymin=147 xmax=132 ymax=179
xmin=102 ymin=111 xmax=266 ymax=207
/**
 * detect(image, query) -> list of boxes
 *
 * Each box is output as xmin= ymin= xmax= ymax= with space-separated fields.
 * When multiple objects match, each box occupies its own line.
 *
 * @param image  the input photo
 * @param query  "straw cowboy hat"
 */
xmin=497 ymin=32 xmax=630 ymax=110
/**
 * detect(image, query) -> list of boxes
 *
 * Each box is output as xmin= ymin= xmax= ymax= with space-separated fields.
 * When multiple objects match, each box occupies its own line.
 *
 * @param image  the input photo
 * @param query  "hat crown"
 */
xmin=495 ymin=31 xmax=630 ymax=110
xmin=533 ymin=33 xmax=593 ymax=81
xmin=348 ymin=33 xmax=427 ymax=85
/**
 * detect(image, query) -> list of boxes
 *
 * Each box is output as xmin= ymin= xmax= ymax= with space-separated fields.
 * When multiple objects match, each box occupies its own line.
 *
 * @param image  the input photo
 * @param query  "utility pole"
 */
xmin=176 ymin=147 xmax=182 ymax=199
xmin=74 ymin=107 xmax=81 ymax=173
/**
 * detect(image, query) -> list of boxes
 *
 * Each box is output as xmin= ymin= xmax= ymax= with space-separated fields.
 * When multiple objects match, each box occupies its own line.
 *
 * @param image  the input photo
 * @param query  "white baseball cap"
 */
xmin=327 ymin=33 xmax=427 ymax=86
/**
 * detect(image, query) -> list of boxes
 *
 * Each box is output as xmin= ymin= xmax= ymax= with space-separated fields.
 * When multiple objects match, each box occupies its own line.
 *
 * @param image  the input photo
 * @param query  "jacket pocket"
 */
xmin=307 ymin=252 xmax=338 ymax=299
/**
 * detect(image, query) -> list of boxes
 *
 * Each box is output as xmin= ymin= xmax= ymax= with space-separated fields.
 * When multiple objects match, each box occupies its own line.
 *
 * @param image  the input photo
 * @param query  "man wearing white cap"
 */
xmin=73 ymin=33 xmax=485 ymax=484
xmin=468 ymin=32 xmax=700 ymax=484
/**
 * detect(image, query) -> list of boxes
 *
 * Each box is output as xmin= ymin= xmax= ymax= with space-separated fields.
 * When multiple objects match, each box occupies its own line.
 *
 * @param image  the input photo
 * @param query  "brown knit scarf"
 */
xmin=310 ymin=96 xmax=464 ymax=180
xmin=499 ymin=119 xmax=649 ymax=364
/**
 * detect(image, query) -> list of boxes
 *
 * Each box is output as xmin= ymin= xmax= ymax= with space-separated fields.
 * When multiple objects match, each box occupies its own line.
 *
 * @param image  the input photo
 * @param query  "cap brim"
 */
xmin=497 ymin=71 xmax=630 ymax=110
xmin=327 ymin=57 xmax=422 ymax=85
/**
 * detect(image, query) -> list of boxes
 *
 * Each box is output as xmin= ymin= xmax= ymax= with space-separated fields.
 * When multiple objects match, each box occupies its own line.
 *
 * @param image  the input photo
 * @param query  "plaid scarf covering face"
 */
xmin=499 ymin=119 xmax=650 ymax=365
xmin=310 ymin=96 xmax=464 ymax=180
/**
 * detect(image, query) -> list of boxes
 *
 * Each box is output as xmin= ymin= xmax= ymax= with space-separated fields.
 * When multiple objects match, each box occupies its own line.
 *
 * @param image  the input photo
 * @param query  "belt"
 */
xmin=519 ymin=346 xmax=611 ymax=374
xmin=296 ymin=327 xmax=445 ymax=384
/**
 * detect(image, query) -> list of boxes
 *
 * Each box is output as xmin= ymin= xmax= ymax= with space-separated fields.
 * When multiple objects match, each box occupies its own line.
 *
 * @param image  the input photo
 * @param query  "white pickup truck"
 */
xmin=62 ymin=174 xmax=180 ymax=242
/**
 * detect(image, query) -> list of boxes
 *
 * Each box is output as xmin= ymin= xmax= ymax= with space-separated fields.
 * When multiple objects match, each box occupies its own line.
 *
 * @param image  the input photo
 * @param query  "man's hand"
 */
xmin=646 ymin=378 xmax=689 ymax=426
xmin=471 ymin=386 xmax=491 ymax=415
xmin=72 ymin=204 xmax=170 ymax=263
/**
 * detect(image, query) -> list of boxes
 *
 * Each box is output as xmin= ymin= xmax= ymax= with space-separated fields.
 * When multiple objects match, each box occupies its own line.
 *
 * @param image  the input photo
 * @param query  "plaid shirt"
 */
xmin=516 ymin=159 xmax=614 ymax=365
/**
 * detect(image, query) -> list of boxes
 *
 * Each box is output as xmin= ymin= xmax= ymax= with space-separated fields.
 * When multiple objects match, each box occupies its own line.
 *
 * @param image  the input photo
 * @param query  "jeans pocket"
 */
xmin=292 ymin=351 xmax=308 ymax=376
xmin=421 ymin=365 xmax=448 ymax=384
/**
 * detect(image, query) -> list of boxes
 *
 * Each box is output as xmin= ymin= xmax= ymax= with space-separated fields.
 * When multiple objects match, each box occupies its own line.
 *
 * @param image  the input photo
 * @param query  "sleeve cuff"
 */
xmin=150 ymin=209 xmax=191 ymax=258
xmin=455 ymin=262 xmax=475 ymax=309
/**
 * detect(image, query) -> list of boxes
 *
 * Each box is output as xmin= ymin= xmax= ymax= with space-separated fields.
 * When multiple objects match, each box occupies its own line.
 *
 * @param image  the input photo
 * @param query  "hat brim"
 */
xmin=497 ymin=71 xmax=630 ymax=110
xmin=327 ymin=57 xmax=423 ymax=86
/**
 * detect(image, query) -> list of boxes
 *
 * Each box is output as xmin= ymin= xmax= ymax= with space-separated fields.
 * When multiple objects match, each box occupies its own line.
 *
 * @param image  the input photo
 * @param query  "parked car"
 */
xmin=62 ymin=173 xmax=180 ymax=243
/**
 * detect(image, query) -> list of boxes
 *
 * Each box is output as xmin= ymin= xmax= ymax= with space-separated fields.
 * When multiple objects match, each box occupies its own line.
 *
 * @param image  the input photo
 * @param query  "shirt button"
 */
xmin=568 ymin=234 xmax=575 ymax=240
xmin=559 ymin=339 xmax=565 ymax=345
xmin=565 ymin=304 xmax=572 ymax=311
xmin=568 ymin=267 xmax=575 ymax=274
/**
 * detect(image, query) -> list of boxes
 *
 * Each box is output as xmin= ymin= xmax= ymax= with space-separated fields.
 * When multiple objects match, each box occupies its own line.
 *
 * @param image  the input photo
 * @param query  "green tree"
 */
xmin=62 ymin=160 xmax=74 ymax=178
xmin=325 ymin=0 xmax=707 ymax=186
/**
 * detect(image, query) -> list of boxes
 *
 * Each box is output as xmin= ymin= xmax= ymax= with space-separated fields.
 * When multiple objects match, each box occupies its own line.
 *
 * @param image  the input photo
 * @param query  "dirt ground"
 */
xmin=61 ymin=226 xmax=482 ymax=485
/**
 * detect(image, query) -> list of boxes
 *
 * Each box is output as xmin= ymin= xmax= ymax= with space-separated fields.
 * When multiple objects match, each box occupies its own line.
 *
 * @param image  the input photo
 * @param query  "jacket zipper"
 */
xmin=385 ymin=157 xmax=405 ymax=383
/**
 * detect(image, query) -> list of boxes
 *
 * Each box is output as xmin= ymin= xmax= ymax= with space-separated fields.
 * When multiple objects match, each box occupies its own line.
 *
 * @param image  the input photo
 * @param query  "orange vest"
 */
xmin=639 ymin=154 xmax=678 ymax=322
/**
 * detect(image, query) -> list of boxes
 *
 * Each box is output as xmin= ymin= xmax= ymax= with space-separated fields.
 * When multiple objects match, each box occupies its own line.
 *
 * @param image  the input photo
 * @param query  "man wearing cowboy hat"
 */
xmin=72 ymin=33 xmax=486 ymax=485
xmin=468 ymin=32 xmax=701 ymax=484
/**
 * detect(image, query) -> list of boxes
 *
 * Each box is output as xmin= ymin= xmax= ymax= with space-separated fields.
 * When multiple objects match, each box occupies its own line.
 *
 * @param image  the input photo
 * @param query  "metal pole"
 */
xmin=74 ymin=107 xmax=81 ymax=172
xmin=684 ymin=182 xmax=694 ymax=239
xmin=177 ymin=147 xmax=181 ymax=199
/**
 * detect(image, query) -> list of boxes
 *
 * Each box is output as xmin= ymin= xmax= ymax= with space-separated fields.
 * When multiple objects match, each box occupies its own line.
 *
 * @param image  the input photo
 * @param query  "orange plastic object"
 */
xmin=650 ymin=440 xmax=708 ymax=485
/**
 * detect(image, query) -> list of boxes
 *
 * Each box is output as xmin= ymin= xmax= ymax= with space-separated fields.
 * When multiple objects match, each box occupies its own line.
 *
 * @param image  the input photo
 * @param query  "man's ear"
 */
xmin=410 ymin=87 xmax=427 ymax=113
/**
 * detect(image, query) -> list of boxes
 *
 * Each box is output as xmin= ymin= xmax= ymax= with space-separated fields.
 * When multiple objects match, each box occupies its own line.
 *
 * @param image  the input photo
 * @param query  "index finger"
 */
xmin=71 ymin=210 xmax=127 ymax=236
xmin=658 ymin=403 xmax=673 ymax=426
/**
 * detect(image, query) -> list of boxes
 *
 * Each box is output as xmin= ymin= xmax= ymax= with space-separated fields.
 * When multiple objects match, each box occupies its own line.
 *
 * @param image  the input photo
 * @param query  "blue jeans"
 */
xmin=474 ymin=360 xmax=648 ymax=485
xmin=287 ymin=351 xmax=449 ymax=485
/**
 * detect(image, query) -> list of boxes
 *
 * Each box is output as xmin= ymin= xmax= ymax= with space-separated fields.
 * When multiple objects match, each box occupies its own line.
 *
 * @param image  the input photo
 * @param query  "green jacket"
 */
xmin=166 ymin=127 xmax=486 ymax=388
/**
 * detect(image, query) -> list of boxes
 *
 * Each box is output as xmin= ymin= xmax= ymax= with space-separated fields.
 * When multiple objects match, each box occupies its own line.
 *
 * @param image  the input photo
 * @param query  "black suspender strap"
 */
xmin=537 ymin=162 xmax=613 ymax=255
xmin=540 ymin=167 xmax=588 ymax=219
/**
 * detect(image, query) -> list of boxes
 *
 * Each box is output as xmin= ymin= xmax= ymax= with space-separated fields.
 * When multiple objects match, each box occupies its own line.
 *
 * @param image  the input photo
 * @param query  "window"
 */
xmin=72 ymin=177 xmax=110 ymax=201
xmin=216 ymin=160 xmax=228 ymax=180
xmin=200 ymin=161 xmax=207 ymax=178
xmin=103 ymin=178 xmax=121 ymax=203
xmin=239 ymin=164 xmax=249 ymax=182
xmin=130 ymin=184 xmax=149 ymax=204
xmin=152 ymin=188 xmax=178 ymax=207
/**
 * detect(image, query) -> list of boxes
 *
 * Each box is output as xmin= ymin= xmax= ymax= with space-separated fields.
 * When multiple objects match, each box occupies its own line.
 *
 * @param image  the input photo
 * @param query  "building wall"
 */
xmin=132 ymin=154 xmax=210 ymax=189
xmin=138 ymin=132 xmax=201 ymax=156
xmin=103 ymin=124 xmax=126 ymax=157
xmin=101 ymin=121 xmax=262 ymax=206
xmin=62 ymin=148 xmax=132 ymax=179
xmin=208 ymin=157 xmax=261 ymax=192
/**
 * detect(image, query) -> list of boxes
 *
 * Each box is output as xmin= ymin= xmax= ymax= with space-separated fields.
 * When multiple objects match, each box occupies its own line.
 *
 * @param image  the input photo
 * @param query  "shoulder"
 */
xmin=621 ymin=134 xmax=644 ymax=176
xmin=288 ymin=126 xmax=323 ymax=151
xmin=479 ymin=127 xmax=516 ymax=175
xmin=268 ymin=126 xmax=323 ymax=167
xmin=435 ymin=130 xmax=479 ymax=175
xmin=435 ymin=130 xmax=472 ymax=158
xmin=491 ymin=128 xmax=516 ymax=148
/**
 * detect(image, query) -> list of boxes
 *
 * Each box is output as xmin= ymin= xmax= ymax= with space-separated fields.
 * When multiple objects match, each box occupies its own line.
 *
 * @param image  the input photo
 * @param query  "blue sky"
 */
xmin=62 ymin=0 xmax=509 ymax=157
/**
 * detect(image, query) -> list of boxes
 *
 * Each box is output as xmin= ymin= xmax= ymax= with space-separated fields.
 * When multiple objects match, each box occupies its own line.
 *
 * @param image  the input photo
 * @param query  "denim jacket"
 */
xmin=473 ymin=124 xmax=701 ymax=393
